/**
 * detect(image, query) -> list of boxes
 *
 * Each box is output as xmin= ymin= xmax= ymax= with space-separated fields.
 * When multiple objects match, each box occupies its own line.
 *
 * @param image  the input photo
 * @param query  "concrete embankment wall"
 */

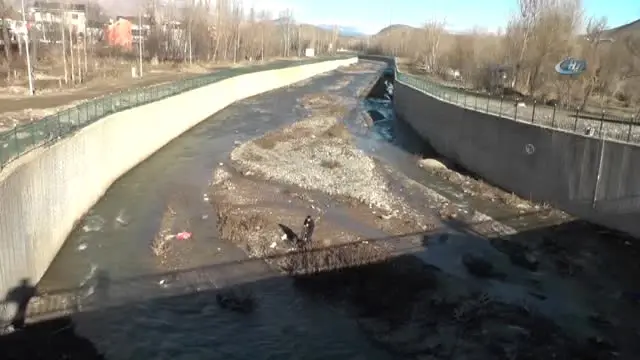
xmin=394 ymin=80 xmax=640 ymax=238
xmin=0 ymin=58 xmax=357 ymax=299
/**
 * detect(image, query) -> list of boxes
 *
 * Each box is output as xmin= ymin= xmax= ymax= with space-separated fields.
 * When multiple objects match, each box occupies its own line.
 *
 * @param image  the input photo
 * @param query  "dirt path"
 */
xmin=0 ymin=72 xmax=201 ymax=113
xmin=0 ymin=58 xmax=297 ymax=131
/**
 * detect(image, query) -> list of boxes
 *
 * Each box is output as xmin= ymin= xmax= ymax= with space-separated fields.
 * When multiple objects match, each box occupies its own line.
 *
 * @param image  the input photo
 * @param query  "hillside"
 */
xmin=603 ymin=18 xmax=640 ymax=38
xmin=317 ymin=24 xmax=366 ymax=37
xmin=376 ymin=24 xmax=420 ymax=37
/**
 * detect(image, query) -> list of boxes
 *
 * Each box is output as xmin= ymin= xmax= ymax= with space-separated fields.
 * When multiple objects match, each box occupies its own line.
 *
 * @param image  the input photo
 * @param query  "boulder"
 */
xmin=418 ymin=158 xmax=448 ymax=170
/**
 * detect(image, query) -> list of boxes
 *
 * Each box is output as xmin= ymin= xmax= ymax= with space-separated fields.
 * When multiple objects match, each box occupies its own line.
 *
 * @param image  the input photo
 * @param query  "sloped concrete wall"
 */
xmin=394 ymin=79 xmax=640 ymax=238
xmin=0 ymin=58 xmax=357 ymax=301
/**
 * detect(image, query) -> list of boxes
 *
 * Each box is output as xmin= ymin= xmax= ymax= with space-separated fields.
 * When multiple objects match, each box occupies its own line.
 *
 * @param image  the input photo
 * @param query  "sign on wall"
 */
xmin=555 ymin=58 xmax=587 ymax=76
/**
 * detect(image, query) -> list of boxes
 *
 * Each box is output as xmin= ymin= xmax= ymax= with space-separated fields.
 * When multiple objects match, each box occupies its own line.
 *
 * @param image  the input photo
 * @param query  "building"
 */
xmin=105 ymin=17 xmax=133 ymax=50
xmin=116 ymin=16 xmax=151 ymax=44
xmin=29 ymin=1 xmax=87 ymax=35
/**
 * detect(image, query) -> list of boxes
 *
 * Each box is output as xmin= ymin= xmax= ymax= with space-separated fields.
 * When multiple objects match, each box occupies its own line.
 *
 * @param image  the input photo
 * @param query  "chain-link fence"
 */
xmin=395 ymin=71 xmax=640 ymax=144
xmin=0 ymin=56 xmax=351 ymax=171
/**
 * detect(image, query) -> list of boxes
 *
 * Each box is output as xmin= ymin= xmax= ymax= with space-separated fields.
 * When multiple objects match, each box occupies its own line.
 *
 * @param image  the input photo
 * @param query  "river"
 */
xmin=11 ymin=59 xmax=638 ymax=360
xmin=34 ymin=62 xmax=408 ymax=360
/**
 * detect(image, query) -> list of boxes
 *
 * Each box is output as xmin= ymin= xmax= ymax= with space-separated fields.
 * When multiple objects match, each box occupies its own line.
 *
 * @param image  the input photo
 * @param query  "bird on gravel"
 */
xmin=278 ymin=215 xmax=315 ymax=248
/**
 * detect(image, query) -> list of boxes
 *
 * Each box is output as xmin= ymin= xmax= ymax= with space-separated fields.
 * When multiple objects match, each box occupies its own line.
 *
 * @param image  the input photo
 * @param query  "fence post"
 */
xmin=13 ymin=126 xmax=19 ymax=156
xmin=627 ymin=117 xmax=633 ymax=142
xmin=514 ymin=100 xmax=518 ymax=121
xmin=499 ymin=96 xmax=504 ymax=117
xmin=486 ymin=96 xmax=489 ymax=113
xmin=57 ymin=113 xmax=62 ymax=138
xmin=43 ymin=117 xmax=49 ymax=143
xmin=531 ymin=101 xmax=536 ymax=123
xmin=573 ymin=109 xmax=580 ymax=131
xmin=474 ymin=96 xmax=478 ymax=110
xmin=30 ymin=124 xmax=35 ymax=147
xmin=551 ymin=105 xmax=557 ymax=128
xmin=598 ymin=110 xmax=605 ymax=138
xmin=592 ymin=115 xmax=607 ymax=209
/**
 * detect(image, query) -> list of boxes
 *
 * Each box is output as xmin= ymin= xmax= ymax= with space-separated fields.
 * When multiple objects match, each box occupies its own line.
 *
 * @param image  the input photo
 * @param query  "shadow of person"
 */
xmin=4 ymin=278 xmax=37 ymax=329
xmin=94 ymin=270 xmax=111 ymax=304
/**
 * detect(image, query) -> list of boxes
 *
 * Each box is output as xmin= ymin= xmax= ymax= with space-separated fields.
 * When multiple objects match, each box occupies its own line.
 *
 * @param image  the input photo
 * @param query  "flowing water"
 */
xmin=36 ymin=64 xmax=407 ymax=359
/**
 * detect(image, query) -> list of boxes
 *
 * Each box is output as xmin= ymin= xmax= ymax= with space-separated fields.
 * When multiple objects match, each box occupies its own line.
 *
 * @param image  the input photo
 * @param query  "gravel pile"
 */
xmin=231 ymin=116 xmax=400 ymax=214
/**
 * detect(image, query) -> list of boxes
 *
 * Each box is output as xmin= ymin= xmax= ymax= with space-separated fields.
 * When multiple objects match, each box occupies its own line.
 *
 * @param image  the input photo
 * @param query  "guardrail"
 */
xmin=393 ymin=64 xmax=640 ymax=144
xmin=0 ymin=56 xmax=351 ymax=171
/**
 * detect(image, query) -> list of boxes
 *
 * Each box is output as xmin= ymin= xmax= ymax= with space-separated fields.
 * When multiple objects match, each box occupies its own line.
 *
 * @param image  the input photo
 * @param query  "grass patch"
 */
xmin=216 ymin=207 xmax=269 ymax=248
xmin=324 ymin=122 xmax=351 ymax=141
xmin=253 ymin=126 xmax=313 ymax=149
xmin=320 ymin=159 xmax=341 ymax=169
xmin=150 ymin=206 xmax=176 ymax=257
xmin=278 ymin=242 xmax=391 ymax=276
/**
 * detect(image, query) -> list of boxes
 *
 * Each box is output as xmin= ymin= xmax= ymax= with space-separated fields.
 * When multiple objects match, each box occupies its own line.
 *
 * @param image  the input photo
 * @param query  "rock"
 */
xmin=587 ymin=336 xmax=616 ymax=352
xmin=509 ymin=251 xmax=539 ymax=271
xmin=216 ymin=291 xmax=256 ymax=313
xmin=418 ymin=158 xmax=448 ymax=170
xmin=462 ymin=253 xmax=494 ymax=278
xmin=589 ymin=312 xmax=612 ymax=328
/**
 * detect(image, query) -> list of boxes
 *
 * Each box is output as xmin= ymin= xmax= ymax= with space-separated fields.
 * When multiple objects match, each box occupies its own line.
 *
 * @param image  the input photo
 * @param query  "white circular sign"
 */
xmin=525 ymin=144 xmax=535 ymax=155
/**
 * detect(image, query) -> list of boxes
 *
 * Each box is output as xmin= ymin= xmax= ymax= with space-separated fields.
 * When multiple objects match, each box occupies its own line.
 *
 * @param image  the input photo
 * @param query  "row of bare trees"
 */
xmin=1 ymin=0 xmax=350 ymax=86
xmin=365 ymin=0 xmax=640 ymax=114
xmin=143 ymin=0 xmax=345 ymax=63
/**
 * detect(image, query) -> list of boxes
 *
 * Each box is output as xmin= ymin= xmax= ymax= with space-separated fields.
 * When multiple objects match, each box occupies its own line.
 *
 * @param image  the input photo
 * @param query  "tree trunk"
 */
xmin=60 ymin=19 xmax=68 ymax=84
xmin=69 ymin=26 xmax=75 ymax=84
xmin=83 ymin=29 xmax=88 ymax=74
xmin=1 ymin=20 xmax=12 ymax=80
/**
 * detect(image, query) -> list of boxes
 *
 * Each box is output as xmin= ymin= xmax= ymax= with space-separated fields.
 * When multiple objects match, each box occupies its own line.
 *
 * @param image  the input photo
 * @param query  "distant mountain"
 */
xmin=602 ymin=18 xmax=640 ymax=38
xmin=376 ymin=24 xmax=420 ymax=37
xmin=316 ymin=24 xmax=366 ymax=37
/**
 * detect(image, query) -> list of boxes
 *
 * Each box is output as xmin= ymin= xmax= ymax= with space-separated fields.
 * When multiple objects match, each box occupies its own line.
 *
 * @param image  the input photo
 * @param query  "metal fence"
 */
xmin=0 ymin=56 xmax=351 ymax=171
xmin=394 ymin=71 xmax=640 ymax=144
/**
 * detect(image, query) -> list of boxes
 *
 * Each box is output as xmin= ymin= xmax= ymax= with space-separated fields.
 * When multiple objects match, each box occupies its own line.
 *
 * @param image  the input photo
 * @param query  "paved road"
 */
xmin=397 ymin=72 xmax=640 ymax=144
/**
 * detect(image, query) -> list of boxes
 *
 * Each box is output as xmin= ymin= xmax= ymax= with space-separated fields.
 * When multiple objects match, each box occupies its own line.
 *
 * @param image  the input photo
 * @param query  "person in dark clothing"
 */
xmin=300 ymin=215 xmax=315 ymax=245
xmin=4 ymin=278 xmax=37 ymax=329
xmin=278 ymin=215 xmax=315 ymax=248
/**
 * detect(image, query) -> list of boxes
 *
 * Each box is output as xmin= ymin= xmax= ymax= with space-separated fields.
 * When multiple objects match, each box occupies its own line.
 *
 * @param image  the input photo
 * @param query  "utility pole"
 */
xmin=138 ymin=9 xmax=143 ymax=77
xmin=21 ymin=0 xmax=34 ymax=95
xmin=188 ymin=0 xmax=193 ymax=65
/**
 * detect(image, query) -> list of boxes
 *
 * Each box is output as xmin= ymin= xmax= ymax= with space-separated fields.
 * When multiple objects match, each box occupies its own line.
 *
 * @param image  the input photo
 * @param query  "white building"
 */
xmin=29 ymin=1 xmax=87 ymax=35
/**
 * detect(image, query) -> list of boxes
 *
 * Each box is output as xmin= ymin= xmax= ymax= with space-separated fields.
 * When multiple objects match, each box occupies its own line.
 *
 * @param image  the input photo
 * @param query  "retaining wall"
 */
xmin=0 ymin=58 xmax=357 ymax=300
xmin=394 ymin=79 xmax=640 ymax=238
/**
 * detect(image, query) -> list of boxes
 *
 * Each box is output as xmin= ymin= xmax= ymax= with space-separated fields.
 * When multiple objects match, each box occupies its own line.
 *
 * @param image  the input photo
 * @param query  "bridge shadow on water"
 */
xmin=2 ymin=210 xmax=639 ymax=359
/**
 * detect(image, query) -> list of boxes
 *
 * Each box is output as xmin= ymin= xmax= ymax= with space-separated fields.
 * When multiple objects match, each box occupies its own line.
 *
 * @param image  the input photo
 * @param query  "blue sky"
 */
xmin=249 ymin=0 xmax=640 ymax=35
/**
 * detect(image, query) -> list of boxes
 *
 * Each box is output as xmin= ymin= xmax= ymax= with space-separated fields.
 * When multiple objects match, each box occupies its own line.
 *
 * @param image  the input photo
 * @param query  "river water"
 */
xmin=36 ymin=63 xmax=412 ymax=360
xmin=17 ymin=61 xmax=639 ymax=359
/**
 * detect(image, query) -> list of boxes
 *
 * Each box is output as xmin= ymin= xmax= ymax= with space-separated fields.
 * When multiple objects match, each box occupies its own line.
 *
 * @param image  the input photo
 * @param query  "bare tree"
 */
xmin=421 ymin=20 xmax=446 ymax=74
xmin=0 ymin=0 xmax=15 ymax=81
xmin=60 ymin=7 xmax=68 ymax=84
